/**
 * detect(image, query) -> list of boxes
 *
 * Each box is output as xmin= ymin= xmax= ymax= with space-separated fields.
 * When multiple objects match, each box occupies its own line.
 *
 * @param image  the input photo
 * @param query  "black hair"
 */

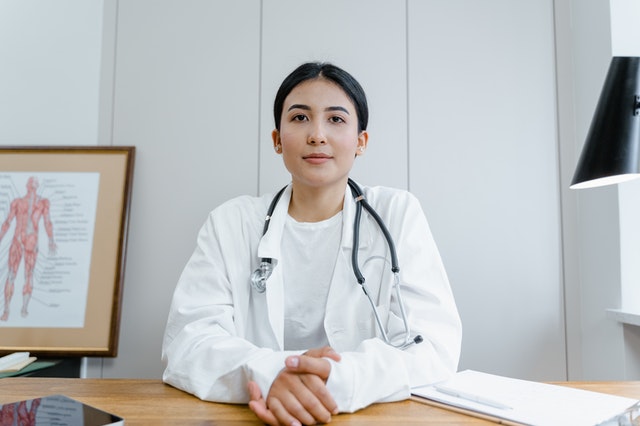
xmin=273 ymin=62 xmax=369 ymax=132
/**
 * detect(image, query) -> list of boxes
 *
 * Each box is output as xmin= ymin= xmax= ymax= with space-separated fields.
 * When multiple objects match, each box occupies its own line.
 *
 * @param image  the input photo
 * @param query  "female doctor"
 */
xmin=161 ymin=62 xmax=462 ymax=426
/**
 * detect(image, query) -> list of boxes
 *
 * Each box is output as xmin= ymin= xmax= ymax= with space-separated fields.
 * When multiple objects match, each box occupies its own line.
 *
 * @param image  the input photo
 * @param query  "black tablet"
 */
xmin=0 ymin=394 xmax=123 ymax=425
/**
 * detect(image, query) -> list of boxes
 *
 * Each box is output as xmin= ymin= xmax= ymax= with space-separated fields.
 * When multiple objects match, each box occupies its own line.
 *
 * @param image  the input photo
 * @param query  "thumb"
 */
xmin=284 ymin=355 xmax=332 ymax=381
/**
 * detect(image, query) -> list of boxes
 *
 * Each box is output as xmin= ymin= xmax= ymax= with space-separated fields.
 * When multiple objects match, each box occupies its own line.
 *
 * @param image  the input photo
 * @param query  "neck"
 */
xmin=288 ymin=181 xmax=347 ymax=222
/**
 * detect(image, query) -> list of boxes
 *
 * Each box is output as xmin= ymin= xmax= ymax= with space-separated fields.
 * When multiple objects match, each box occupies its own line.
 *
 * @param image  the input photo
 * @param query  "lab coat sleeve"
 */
xmin=161 ymin=207 xmax=299 ymax=402
xmin=325 ymin=189 xmax=462 ymax=413
xmin=324 ymin=339 xmax=410 ymax=411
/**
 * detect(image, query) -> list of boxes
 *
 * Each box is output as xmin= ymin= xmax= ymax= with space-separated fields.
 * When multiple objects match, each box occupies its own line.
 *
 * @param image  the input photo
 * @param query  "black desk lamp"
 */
xmin=571 ymin=56 xmax=640 ymax=189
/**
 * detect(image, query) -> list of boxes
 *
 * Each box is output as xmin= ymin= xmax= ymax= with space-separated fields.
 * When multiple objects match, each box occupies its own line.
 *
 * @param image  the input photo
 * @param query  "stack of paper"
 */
xmin=412 ymin=370 xmax=639 ymax=425
xmin=0 ymin=352 xmax=37 ymax=373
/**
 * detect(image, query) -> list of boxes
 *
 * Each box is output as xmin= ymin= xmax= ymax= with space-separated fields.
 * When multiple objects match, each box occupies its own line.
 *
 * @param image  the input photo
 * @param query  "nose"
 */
xmin=307 ymin=122 xmax=326 ymax=145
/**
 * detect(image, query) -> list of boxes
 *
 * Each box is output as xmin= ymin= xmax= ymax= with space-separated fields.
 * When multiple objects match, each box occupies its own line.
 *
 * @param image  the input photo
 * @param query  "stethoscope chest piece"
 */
xmin=250 ymin=185 xmax=287 ymax=294
xmin=250 ymin=260 xmax=273 ymax=293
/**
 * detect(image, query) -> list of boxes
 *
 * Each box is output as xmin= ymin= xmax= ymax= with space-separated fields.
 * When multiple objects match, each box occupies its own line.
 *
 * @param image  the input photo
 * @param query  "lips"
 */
xmin=303 ymin=153 xmax=332 ymax=164
xmin=303 ymin=153 xmax=331 ymax=159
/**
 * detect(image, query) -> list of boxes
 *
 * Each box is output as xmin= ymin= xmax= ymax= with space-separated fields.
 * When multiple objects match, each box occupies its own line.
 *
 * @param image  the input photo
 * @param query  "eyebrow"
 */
xmin=287 ymin=104 xmax=350 ymax=114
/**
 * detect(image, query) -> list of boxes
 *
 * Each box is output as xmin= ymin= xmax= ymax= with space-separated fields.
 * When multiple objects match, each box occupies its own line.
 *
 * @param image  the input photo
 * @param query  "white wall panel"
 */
xmin=259 ymin=0 xmax=408 ymax=194
xmin=571 ymin=0 xmax=623 ymax=379
xmin=0 ymin=0 xmax=103 ymax=145
xmin=408 ymin=0 xmax=565 ymax=380
xmin=93 ymin=0 xmax=261 ymax=378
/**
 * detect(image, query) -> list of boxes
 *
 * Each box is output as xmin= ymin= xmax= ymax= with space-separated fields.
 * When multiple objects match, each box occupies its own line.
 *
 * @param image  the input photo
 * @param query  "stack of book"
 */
xmin=0 ymin=352 xmax=37 ymax=374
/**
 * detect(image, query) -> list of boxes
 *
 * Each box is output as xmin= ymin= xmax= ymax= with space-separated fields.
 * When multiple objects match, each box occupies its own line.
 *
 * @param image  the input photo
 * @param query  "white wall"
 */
xmin=408 ymin=1 xmax=564 ymax=379
xmin=2 ymin=0 xmax=625 ymax=383
xmin=0 ymin=0 xmax=104 ymax=145
xmin=610 ymin=0 xmax=640 ymax=56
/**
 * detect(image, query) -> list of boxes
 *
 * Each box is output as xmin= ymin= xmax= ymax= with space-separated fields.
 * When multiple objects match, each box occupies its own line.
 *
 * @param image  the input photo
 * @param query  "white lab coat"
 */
xmin=162 ymin=183 xmax=462 ymax=413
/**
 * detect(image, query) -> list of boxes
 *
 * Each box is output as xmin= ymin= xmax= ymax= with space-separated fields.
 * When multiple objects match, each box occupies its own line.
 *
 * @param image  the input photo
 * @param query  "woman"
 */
xmin=162 ymin=62 xmax=462 ymax=426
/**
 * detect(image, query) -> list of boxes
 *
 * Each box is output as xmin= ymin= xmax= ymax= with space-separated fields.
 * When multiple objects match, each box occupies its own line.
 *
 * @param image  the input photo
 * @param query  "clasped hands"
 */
xmin=248 ymin=346 xmax=341 ymax=426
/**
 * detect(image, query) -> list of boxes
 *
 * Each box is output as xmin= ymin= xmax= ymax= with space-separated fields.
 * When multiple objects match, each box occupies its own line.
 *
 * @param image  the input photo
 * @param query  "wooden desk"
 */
xmin=1 ymin=378 xmax=639 ymax=425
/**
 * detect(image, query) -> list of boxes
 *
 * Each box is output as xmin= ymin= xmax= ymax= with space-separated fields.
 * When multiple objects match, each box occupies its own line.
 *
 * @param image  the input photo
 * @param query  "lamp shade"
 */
xmin=570 ymin=56 xmax=640 ymax=189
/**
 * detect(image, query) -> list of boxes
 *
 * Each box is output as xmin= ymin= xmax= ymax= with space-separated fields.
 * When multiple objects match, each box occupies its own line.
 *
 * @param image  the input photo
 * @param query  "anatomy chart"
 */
xmin=0 ymin=172 xmax=99 ymax=328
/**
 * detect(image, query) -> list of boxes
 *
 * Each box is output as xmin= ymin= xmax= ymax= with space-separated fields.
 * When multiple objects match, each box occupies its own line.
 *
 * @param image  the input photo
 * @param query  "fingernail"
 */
xmin=290 ymin=421 xmax=301 ymax=426
xmin=287 ymin=356 xmax=299 ymax=368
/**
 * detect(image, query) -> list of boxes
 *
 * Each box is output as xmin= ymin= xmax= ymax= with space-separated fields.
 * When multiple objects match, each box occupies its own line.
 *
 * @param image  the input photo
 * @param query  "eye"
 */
xmin=329 ymin=116 xmax=345 ymax=124
xmin=291 ymin=114 xmax=308 ymax=122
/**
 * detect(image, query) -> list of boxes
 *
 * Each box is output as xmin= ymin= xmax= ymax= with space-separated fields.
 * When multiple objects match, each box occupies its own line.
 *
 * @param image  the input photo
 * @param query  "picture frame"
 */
xmin=0 ymin=146 xmax=135 ymax=357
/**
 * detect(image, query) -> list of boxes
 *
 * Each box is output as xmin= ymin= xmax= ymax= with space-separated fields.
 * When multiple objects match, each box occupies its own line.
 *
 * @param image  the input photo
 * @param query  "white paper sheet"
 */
xmin=412 ymin=370 xmax=639 ymax=426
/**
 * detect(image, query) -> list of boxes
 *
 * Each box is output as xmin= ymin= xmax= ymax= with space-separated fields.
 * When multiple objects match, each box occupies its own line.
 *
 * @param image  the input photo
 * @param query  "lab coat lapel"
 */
xmin=256 ymin=184 xmax=292 ymax=350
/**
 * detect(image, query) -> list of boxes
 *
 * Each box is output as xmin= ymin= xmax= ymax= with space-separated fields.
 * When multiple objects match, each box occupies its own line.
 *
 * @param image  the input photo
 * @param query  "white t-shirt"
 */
xmin=281 ymin=211 xmax=343 ymax=350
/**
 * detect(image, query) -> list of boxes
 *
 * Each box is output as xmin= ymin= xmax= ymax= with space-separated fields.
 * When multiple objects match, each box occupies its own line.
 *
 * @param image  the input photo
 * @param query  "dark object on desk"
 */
xmin=0 ymin=394 xmax=123 ymax=425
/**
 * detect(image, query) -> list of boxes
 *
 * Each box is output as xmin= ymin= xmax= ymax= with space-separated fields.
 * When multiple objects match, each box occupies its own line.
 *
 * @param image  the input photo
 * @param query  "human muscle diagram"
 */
xmin=0 ymin=173 xmax=99 ymax=328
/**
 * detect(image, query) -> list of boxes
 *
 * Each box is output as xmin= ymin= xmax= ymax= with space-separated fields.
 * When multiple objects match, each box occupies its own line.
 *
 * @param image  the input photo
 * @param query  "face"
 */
xmin=272 ymin=78 xmax=368 ymax=191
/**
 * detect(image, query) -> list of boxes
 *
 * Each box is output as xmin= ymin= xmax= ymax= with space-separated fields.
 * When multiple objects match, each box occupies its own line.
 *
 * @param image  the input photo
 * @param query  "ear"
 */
xmin=355 ymin=131 xmax=369 ymax=156
xmin=272 ymin=129 xmax=282 ymax=153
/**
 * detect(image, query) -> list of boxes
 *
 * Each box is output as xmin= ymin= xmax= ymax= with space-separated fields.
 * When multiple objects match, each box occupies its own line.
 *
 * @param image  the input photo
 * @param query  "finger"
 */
xmin=275 ymin=369 xmax=337 ymax=420
xmin=269 ymin=372 xmax=334 ymax=424
xmin=285 ymin=355 xmax=332 ymax=381
xmin=305 ymin=346 xmax=341 ymax=362
xmin=299 ymin=373 xmax=339 ymax=415
xmin=248 ymin=382 xmax=279 ymax=426
xmin=248 ymin=400 xmax=280 ymax=426
xmin=291 ymin=389 xmax=334 ymax=424
xmin=247 ymin=381 xmax=263 ymax=402
xmin=267 ymin=395 xmax=309 ymax=426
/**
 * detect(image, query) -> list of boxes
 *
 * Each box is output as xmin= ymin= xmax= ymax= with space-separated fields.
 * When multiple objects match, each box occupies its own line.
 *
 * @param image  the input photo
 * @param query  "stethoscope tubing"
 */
xmin=260 ymin=185 xmax=287 ymax=259
xmin=347 ymin=179 xmax=399 ymax=283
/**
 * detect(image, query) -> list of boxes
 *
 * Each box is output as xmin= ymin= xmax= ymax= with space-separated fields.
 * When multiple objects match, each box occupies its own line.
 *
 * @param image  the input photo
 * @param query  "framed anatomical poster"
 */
xmin=0 ymin=146 xmax=135 ymax=357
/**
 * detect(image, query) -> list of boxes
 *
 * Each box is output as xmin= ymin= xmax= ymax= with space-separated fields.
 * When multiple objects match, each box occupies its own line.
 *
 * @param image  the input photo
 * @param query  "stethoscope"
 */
xmin=250 ymin=178 xmax=423 ymax=350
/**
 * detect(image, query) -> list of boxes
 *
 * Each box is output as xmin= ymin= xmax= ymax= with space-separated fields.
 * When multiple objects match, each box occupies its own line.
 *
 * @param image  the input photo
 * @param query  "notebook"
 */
xmin=0 ymin=394 xmax=124 ymax=426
